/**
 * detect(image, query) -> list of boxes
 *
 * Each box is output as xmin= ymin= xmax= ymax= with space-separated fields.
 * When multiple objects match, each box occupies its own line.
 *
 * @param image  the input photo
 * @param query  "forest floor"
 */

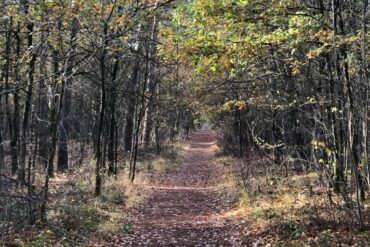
xmin=90 ymin=130 xmax=247 ymax=246
xmin=89 ymin=130 xmax=370 ymax=247
xmin=6 ymin=130 xmax=370 ymax=246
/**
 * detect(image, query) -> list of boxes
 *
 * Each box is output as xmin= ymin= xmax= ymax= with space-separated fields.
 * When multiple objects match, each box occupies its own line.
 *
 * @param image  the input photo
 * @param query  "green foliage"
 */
xmin=58 ymin=204 xmax=104 ymax=232
xmin=100 ymin=186 xmax=124 ymax=204
xmin=255 ymin=137 xmax=284 ymax=150
xmin=120 ymin=223 xmax=133 ymax=233
xmin=276 ymin=221 xmax=307 ymax=238
xmin=222 ymin=100 xmax=247 ymax=111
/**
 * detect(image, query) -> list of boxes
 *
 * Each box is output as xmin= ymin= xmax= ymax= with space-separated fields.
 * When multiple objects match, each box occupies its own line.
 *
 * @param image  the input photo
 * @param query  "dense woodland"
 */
xmin=0 ymin=0 xmax=369 ymax=246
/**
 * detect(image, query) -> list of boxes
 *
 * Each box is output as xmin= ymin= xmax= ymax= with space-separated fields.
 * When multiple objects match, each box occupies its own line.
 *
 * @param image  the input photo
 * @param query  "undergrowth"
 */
xmin=217 ymin=155 xmax=370 ymax=246
xmin=4 ymin=143 xmax=186 ymax=247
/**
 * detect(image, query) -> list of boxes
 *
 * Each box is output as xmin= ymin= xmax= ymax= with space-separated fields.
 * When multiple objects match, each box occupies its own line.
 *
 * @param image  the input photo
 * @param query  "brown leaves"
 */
xmin=93 ymin=130 xmax=244 ymax=246
xmin=291 ymin=60 xmax=301 ymax=76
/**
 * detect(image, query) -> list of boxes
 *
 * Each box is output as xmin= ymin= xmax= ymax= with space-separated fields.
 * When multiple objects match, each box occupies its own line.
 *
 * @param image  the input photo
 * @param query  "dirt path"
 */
xmin=105 ymin=130 xmax=243 ymax=246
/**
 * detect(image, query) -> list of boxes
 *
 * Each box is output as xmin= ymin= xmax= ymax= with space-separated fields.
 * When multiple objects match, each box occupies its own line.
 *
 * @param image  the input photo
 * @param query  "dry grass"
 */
xmin=4 ymin=141 xmax=187 ymax=246
xmin=216 ymin=154 xmax=370 ymax=246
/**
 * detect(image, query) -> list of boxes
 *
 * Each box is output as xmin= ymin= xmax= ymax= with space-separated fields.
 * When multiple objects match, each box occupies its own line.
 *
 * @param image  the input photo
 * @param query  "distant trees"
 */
xmin=165 ymin=0 xmax=369 ymax=227
xmin=0 ymin=0 xmax=193 ymax=223
xmin=4 ymin=0 xmax=367 ymax=231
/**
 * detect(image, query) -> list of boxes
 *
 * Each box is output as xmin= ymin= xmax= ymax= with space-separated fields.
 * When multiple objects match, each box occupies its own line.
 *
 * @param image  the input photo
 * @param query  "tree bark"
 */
xmin=123 ymin=23 xmax=143 ymax=153
xmin=57 ymin=15 xmax=78 ymax=172
xmin=108 ymin=56 xmax=119 ymax=176
xmin=19 ymin=0 xmax=37 ymax=182
xmin=95 ymin=18 xmax=109 ymax=196
xmin=142 ymin=0 xmax=159 ymax=149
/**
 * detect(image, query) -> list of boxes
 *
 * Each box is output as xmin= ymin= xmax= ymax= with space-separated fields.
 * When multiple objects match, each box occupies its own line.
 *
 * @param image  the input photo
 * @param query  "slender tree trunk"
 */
xmin=27 ymin=113 xmax=36 ymax=224
xmin=57 ymin=16 xmax=78 ymax=172
xmin=108 ymin=56 xmax=119 ymax=176
xmin=0 ymin=20 xmax=13 ymax=170
xmin=361 ymin=0 xmax=369 ymax=187
xmin=38 ymin=15 xmax=49 ymax=168
xmin=0 ymin=79 xmax=4 ymax=170
xmin=129 ymin=35 xmax=151 ymax=182
xmin=2 ymin=19 xmax=15 ymax=173
xmin=331 ymin=0 xmax=346 ymax=193
xmin=123 ymin=23 xmax=143 ymax=153
xmin=143 ymin=0 xmax=159 ymax=149
xmin=41 ymin=64 xmax=65 ymax=222
xmin=95 ymin=21 xmax=108 ymax=196
xmin=19 ymin=1 xmax=37 ymax=182
xmin=10 ymin=25 xmax=21 ymax=175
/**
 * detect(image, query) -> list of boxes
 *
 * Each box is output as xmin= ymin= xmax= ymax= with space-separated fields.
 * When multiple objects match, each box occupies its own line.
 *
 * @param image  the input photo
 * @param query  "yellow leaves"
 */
xmin=115 ymin=14 xmax=128 ymax=26
xmin=222 ymin=100 xmax=247 ymax=111
xmin=47 ymin=36 xmax=59 ymax=50
xmin=310 ymin=139 xmax=326 ymax=149
xmin=318 ymin=142 xmax=326 ymax=148
xmin=236 ymin=101 xmax=247 ymax=110
xmin=310 ymin=139 xmax=318 ymax=146
xmin=305 ymin=97 xmax=315 ymax=104
xmin=292 ymin=66 xmax=300 ymax=76
xmin=291 ymin=60 xmax=301 ymax=76
xmin=92 ymin=26 xmax=102 ymax=33
xmin=92 ymin=3 xmax=101 ymax=14
xmin=306 ymin=49 xmax=318 ymax=60
xmin=210 ymin=64 xmax=217 ymax=72
xmin=255 ymin=136 xmax=284 ymax=150
xmin=4 ymin=7 xmax=15 ymax=17
xmin=314 ymin=29 xmax=333 ymax=43
xmin=311 ymin=139 xmax=334 ymax=157
xmin=72 ymin=0 xmax=88 ymax=9
xmin=310 ymin=30 xmax=360 ymax=59
xmin=62 ymin=20 xmax=70 ymax=29
xmin=222 ymin=101 xmax=235 ymax=111
xmin=325 ymin=148 xmax=333 ymax=155
xmin=330 ymin=107 xmax=338 ymax=113
xmin=109 ymin=14 xmax=130 ymax=31
xmin=338 ymin=35 xmax=360 ymax=47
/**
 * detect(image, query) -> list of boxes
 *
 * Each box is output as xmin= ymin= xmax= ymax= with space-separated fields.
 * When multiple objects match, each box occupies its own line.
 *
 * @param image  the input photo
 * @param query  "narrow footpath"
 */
xmin=104 ymin=130 xmax=245 ymax=246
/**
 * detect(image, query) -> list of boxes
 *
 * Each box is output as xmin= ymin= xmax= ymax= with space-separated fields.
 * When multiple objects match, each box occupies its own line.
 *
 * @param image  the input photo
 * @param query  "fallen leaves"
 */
xmin=90 ymin=130 xmax=244 ymax=246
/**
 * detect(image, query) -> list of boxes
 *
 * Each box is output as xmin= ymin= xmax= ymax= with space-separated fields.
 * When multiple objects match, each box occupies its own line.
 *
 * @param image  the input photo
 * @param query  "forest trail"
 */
xmin=105 ymin=130 xmax=244 ymax=246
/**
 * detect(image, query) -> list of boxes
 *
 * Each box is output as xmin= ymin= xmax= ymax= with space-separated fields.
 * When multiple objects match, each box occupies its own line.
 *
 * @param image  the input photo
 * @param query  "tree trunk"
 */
xmin=0 ymin=80 xmax=4 ymax=170
xmin=38 ymin=15 xmax=49 ymax=168
xmin=19 ymin=1 xmax=37 ymax=182
xmin=108 ymin=56 xmax=119 ymax=176
xmin=10 ymin=25 xmax=21 ymax=175
xmin=123 ymin=23 xmax=143 ymax=153
xmin=95 ymin=20 xmax=108 ymax=196
xmin=57 ymin=16 xmax=78 ymax=172
xmin=142 ymin=0 xmax=159 ymax=149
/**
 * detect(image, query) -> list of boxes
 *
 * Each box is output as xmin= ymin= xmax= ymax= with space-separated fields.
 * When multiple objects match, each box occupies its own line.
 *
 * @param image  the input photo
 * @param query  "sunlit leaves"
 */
xmin=222 ymin=100 xmax=247 ymax=111
xmin=291 ymin=60 xmax=301 ymax=76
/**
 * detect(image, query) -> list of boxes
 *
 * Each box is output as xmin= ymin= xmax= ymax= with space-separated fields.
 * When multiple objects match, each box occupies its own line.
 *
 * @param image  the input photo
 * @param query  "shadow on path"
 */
xmin=95 ymin=130 xmax=244 ymax=246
